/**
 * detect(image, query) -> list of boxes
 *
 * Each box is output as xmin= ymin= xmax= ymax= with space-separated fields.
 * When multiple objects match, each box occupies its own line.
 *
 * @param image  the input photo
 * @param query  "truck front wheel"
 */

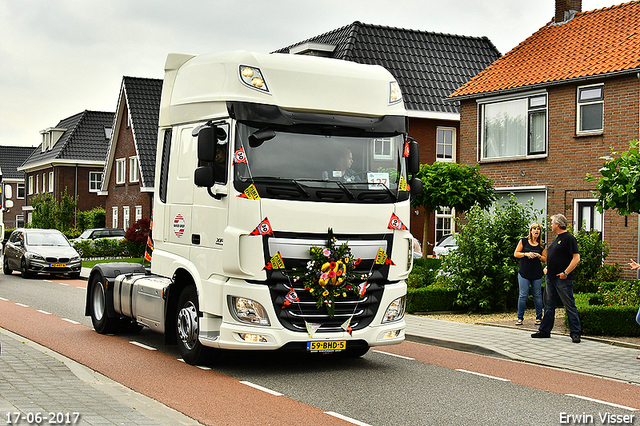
xmin=90 ymin=274 xmax=117 ymax=334
xmin=176 ymin=285 xmax=210 ymax=365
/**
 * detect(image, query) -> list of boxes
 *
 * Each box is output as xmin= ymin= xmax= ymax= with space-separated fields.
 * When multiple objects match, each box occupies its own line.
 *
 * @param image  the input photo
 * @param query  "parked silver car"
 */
xmin=3 ymin=228 xmax=81 ymax=278
xmin=432 ymin=234 xmax=458 ymax=259
xmin=72 ymin=228 xmax=126 ymax=243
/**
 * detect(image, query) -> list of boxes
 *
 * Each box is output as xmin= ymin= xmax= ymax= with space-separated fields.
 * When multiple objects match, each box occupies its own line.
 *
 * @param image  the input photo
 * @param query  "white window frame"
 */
xmin=48 ymin=171 xmax=53 ymax=192
xmin=135 ymin=205 xmax=142 ymax=222
xmin=42 ymin=173 xmax=46 ymax=193
xmin=373 ymin=138 xmax=393 ymax=160
xmin=479 ymin=91 xmax=548 ymax=161
xmin=129 ymin=156 xmax=139 ymax=183
xmin=123 ymin=206 xmax=130 ymax=231
xmin=112 ymin=206 xmax=118 ymax=228
xmin=35 ymin=175 xmax=39 ymax=194
xmin=115 ymin=158 xmax=126 ymax=184
xmin=17 ymin=183 xmax=25 ymax=199
xmin=436 ymin=127 xmax=456 ymax=162
xmin=16 ymin=215 xmax=24 ymax=228
xmin=28 ymin=176 xmax=33 ymax=195
xmin=435 ymin=206 xmax=456 ymax=243
xmin=577 ymin=84 xmax=604 ymax=135
xmin=89 ymin=171 xmax=102 ymax=193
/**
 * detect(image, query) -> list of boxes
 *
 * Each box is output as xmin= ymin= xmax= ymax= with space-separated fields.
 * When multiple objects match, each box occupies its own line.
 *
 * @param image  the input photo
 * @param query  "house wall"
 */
xmin=408 ymin=116 xmax=461 ymax=254
xmin=105 ymin=104 xmax=153 ymax=231
xmin=459 ymin=74 xmax=640 ymax=279
xmin=2 ymin=180 xmax=26 ymax=230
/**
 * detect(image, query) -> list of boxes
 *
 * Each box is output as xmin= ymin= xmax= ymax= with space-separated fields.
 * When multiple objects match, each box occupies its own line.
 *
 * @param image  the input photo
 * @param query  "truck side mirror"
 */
xmin=409 ymin=177 xmax=423 ymax=196
xmin=407 ymin=140 xmax=420 ymax=175
xmin=249 ymin=128 xmax=276 ymax=147
xmin=194 ymin=166 xmax=215 ymax=187
xmin=197 ymin=126 xmax=227 ymax=162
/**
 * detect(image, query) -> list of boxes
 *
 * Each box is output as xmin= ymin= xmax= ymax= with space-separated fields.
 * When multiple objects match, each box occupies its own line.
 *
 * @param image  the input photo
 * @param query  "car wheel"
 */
xmin=176 ymin=285 xmax=212 ymax=365
xmin=20 ymin=259 xmax=32 ymax=279
xmin=3 ymin=257 xmax=12 ymax=275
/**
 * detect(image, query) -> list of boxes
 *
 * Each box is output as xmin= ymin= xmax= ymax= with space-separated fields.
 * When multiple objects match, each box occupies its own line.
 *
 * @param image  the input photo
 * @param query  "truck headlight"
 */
xmin=229 ymin=296 xmax=270 ymax=326
xmin=382 ymin=296 xmax=406 ymax=323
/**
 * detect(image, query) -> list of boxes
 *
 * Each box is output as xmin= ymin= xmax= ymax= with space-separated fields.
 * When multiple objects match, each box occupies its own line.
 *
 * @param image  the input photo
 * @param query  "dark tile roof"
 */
xmin=21 ymin=110 xmax=115 ymax=169
xmin=0 ymin=146 xmax=35 ymax=180
xmin=451 ymin=0 xmax=640 ymax=99
xmin=274 ymin=21 xmax=501 ymax=114
xmin=123 ymin=76 xmax=163 ymax=188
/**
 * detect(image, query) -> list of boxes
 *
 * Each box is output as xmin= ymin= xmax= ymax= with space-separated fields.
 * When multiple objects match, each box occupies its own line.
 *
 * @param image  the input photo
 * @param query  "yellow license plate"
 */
xmin=51 ymin=263 xmax=66 ymax=268
xmin=307 ymin=340 xmax=346 ymax=352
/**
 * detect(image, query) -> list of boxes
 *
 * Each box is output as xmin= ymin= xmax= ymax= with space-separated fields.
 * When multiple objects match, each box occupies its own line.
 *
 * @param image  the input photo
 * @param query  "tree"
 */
xmin=30 ymin=188 xmax=77 ymax=231
xmin=586 ymin=140 xmax=640 ymax=216
xmin=412 ymin=161 xmax=496 ymax=256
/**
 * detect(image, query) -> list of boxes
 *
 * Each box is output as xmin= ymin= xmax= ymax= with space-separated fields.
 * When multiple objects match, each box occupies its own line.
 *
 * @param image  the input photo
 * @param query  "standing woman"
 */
xmin=514 ymin=223 xmax=547 ymax=326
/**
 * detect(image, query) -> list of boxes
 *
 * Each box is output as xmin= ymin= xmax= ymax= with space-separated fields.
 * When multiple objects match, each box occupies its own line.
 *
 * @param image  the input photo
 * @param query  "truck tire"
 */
xmin=89 ymin=273 xmax=119 ymax=334
xmin=176 ymin=285 xmax=210 ymax=365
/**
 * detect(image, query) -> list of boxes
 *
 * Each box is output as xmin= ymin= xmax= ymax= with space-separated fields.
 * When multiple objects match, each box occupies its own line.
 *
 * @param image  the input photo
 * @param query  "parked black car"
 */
xmin=3 ymin=228 xmax=82 ymax=278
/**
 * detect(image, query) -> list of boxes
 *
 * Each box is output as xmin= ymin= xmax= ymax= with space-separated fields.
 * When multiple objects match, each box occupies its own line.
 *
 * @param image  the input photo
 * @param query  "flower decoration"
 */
xmin=288 ymin=229 xmax=366 ymax=317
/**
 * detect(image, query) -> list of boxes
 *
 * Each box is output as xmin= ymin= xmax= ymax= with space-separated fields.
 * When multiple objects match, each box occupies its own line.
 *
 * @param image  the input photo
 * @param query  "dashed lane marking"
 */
xmin=62 ymin=318 xmax=80 ymax=325
xmin=240 ymin=381 xmax=283 ymax=396
xmin=372 ymin=350 xmax=414 ymax=360
xmin=130 ymin=341 xmax=157 ymax=351
xmin=325 ymin=411 xmax=372 ymax=426
xmin=455 ymin=369 xmax=510 ymax=382
xmin=566 ymin=394 xmax=638 ymax=411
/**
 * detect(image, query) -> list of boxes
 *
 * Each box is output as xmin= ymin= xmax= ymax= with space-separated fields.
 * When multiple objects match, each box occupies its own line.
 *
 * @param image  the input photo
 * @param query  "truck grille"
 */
xmin=269 ymin=281 xmax=383 ymax=333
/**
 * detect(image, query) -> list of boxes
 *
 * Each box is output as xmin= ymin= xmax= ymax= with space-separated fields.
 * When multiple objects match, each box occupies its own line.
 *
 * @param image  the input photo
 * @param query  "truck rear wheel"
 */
xmin=90 ymin=273 xmax=119 ymax=334
xmin=176 ymin=285 xmax=210 ymax=365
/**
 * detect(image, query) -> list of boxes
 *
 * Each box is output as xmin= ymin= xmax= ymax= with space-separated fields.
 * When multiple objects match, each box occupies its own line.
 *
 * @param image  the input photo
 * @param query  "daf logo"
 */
xmin=215 ymin=238 xmax=224 ymax=245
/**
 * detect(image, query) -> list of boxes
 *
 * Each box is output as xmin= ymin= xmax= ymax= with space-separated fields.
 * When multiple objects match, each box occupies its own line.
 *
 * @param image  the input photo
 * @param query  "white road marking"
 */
xmin=15 ymin=303 xmax=29 ymax=307
xmin=240 ymin=381 xmax=283 ymax=396
xmin=325 ymin=411 xmax=372 ymax=426
xmin=455 ymin=369 xmax=510 ymax=382
xmin=130 ymin=341 xmax=157 ymax=351
xmin=37 ymin=310 xmax=52 ymax=315
xmin=566 ymin=394 xmax=638 ymax=411
xmin=372 ymin=350 xmax=414 ymax=360
xmin=62 ymin=318 xmax=80 ymax=325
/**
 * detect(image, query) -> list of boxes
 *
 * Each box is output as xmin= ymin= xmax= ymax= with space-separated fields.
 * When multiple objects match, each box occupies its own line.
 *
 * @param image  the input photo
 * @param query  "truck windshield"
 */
xmin=233 ymin=123 xmax=410 ymax=203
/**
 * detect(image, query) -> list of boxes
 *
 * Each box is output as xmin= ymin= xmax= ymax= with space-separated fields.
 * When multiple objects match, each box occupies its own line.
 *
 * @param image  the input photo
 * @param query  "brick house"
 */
xmin=275 ymin=22 xmax=501 ymax=252
xmin=100 ymin=77 xmax=162 ymax=231
xmin=0 ymin=146 xmax=35 ymax=230
xmin=18 ymin=110 xmax=114 ymax=227
xmin=450 ymin=0 xmax=640 ymax=278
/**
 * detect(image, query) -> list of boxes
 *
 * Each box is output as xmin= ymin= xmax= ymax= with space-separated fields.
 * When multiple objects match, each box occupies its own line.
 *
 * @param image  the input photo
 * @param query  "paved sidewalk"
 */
xmin=0 ymin=328 xmax=202 ymax=426
xmin=405 ymin=314 xmax=640 ymax=385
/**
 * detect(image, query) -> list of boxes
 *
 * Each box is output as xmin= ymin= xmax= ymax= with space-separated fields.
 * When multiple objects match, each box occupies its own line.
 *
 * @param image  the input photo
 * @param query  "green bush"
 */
xmin=440 ymin=195 xmax=542 ymax=313
xmin=595 ymin=280 xmax=640 ymax=307
xmin=576 ymin=305 xmax=640 ymax=336
xmin=407 ymin=258 xmax=442 ymax=289
xmin=407 ymin=286 xmax=459 ymax=313
xmin=571 ymin=226 xmax=614 ymax=292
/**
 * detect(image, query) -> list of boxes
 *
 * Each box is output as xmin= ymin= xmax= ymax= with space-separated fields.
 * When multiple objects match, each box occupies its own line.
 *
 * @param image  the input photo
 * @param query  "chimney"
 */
xmin=555 ymin=0 xmax=582 ymax=23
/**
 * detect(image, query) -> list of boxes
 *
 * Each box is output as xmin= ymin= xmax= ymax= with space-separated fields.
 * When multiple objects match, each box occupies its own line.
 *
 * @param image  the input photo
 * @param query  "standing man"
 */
xmin=531 ymin=214 xmax=582 ymax=343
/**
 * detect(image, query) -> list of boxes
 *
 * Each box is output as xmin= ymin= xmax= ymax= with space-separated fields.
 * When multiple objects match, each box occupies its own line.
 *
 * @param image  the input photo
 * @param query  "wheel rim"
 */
xmin=177 ymin=301 xmax=199 ymax=350
xmin=92 ymin=282 xmax=106 ymax=321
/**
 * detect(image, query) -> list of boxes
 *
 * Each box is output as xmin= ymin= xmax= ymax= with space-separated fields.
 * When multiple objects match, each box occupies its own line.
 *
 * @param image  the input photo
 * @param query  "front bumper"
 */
xmin=26 ymin=259 xmax=82 ymax=275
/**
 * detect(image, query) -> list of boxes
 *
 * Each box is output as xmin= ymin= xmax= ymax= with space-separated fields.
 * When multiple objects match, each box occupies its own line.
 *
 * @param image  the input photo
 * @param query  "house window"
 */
xmin=480 ymin=93 xmax=547 ymax=160
xmin=48 ymin=171 xmax=53 ymax=192
xmin=574 ymin=199 xmax=602 ymax=232
xmin=112 ymin=206 xmax=118 ymax=228
xmin=89 ymin=171 xmax=102 ymax=192
xmin=116 ymin=158 xmax=126 ymax=184
xmin=16 ymin=215 xmax=24 ymax=228
xmin=436 ymin=127 xmax=456 ymax=162
xmin=577 ymin=84 xmax=603 ymax=134
xmin=17 ymin=183 xmax=25 ymax=199
xmin=135 ymin=205 xmax=142 ymax=222
xmin=28 ymin=176 xmax=33 ymax=195
xmin=373 ymin=138 xmax=393 ymax=160
xmin=129 ymin=156 xmax=139 ymax=183
xmin=42 ymin=173 xmax=46 ymax=193
xmin=35 ymin=175 xmax=39 ymax=194
xmin=123 ymin=206 xmax=130 ymax=231
xmin=435 ymin=207 xmax=455 ymax=243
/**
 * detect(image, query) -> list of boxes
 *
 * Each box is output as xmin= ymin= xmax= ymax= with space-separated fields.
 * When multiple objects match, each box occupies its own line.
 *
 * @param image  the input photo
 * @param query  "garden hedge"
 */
xmin=407 ymin=287 xmax=459 ymax=313
xmin=573 ymin=305 xmax=640 ymax=337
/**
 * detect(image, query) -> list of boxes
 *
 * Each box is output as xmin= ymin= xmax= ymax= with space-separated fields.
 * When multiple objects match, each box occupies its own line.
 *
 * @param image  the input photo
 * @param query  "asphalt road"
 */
xmin=1 ymin=270 xmax=638 ymax=425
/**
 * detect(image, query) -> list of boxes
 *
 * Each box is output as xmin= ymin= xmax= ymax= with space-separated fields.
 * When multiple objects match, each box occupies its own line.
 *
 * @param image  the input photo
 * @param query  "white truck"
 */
xmin=85 ymin=51 xmax=422 ymax=365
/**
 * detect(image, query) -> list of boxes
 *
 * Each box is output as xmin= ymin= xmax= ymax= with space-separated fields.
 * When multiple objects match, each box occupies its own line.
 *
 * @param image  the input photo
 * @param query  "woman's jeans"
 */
xmin=517 ymin=273 xmax=543 ymax=320
xmin=636 ymin=306 xmax=640 ymax=326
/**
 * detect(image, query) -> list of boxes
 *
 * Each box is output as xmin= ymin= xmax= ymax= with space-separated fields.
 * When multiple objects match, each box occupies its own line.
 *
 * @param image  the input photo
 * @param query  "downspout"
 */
xmin=637 ymin=73 xmax=640 ymax=278
xmin=75 ymin=164 xmax=78 ymax=227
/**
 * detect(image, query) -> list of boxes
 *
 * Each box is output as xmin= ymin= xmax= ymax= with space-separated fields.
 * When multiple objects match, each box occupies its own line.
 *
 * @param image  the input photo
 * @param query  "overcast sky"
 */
xmin=0 ymin=0 xmax=619 ymax=147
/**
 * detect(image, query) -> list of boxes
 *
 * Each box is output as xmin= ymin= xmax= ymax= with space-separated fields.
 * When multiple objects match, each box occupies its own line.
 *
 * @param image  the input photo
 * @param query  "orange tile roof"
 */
xmin=450 ymin=0 xmax=640 ymax=99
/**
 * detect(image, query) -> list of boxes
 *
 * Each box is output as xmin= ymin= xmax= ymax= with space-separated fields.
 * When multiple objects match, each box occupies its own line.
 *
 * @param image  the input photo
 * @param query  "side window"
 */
xmin=17 ymin=183 xmax=25 ymax=199
xmin=436 ymin=127 xmax=456 ymax=162
xmin=116 ymin=158 xmax=126 ymax=184
xmin=89 ymin=172 xmax=102 ymax=192
xmin=159 ymin=128 xmax=172 ymax=203
xmin=577 ymin=84 xmax=604 ymax=134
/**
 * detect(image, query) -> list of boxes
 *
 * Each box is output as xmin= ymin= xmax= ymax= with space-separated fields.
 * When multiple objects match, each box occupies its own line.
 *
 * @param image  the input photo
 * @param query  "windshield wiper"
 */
xmin=249 ymin=176 xmax=311 ymax=197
